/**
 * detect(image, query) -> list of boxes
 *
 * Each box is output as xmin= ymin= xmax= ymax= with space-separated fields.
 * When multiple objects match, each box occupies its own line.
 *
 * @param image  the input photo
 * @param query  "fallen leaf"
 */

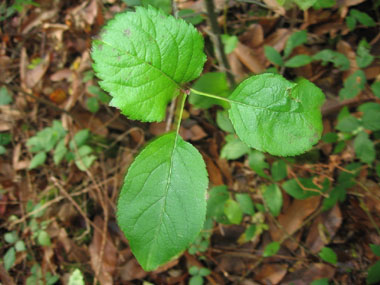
xmin=305 ymin=205 xmax=342 ymax=253
xmin=255 ymin=263 xmax=288 ymax=284
xmin=89 ymin=216 xmax=117 ymax=285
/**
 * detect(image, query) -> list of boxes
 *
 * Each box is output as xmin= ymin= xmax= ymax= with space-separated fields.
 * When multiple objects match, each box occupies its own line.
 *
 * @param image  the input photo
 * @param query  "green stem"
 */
xmin=190 ymin=88 xmax=231 ymax=103
xmin=175 ymin=92 xmax=188 ymax=135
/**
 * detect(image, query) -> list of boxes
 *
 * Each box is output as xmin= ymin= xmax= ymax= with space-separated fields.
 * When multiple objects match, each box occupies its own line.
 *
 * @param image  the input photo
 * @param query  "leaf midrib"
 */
xmin=145 ymin=132 xmax=180 ymax=269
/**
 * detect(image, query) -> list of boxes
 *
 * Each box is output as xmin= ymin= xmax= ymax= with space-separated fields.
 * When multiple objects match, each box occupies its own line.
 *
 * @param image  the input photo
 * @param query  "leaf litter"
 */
xmin=0 ymin=0 xmax=379 ymax=284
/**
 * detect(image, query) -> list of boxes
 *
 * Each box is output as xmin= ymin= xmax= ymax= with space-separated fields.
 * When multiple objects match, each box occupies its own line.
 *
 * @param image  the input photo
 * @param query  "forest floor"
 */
xmin=0 ymin=0 xmax=380 ymax=284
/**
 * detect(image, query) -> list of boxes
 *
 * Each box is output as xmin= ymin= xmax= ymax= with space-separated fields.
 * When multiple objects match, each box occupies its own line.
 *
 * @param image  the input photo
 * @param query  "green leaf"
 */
xmin=236 ymin=194 xmax=255 ymax=215
xmin=216 ymin=110 xmax=235 ymax=133
xmin=86 ymin=97 xmax=99 ymax=113
xmin=248 ymin=150 xmax=269 ymax=179
xmin=263 ymin=184 xmax=282 ymax=217
xmin=189 ymin=266 xmax=200 ymax=275
xmin=336 ymin=115 xmax=360 ymax=133
xmin=0 ymin=145 xmax=6 ymax=155
xmin=271 ymin=160 xmax=287 ymax=182
xmin=376 ymin=163 xmax=380 ymax=178
xmin=285 ymin=55 xmax=313 ymax=67
xmin=189 ymin=72 xmax=229 ymax=109
xmin=293 ymin=0 xmax=317 ymax=10
xmin=142 ymin=0 xmax=171 ymax=14
xmin=91 ymin=6 xmax=206 ymax=122
xmin=264 ymin=46 xmax=284 ymax=66
xmin=350 ymin=9 xmax=376 ymax=27
xmin=69 ymin=129 xmax=90 ymax=150
xmin=263 ymin=241 xmax=280 ymax=257
xmin=339 ymin=70 xmax=366 ymax=100
xmin=14 ymin=240 xmax=26 ymax=252
xmin=0 ymin=86 xmax=13 ymax=105
xmin=367 ymin=261 xmax=380 ymax=284
xmin=346 ymin=15 xmax=356 ymax=30
xmin=37 ymin=230 xmax=51 ymax=246
xmin=178 ymin=9 xmax=204 ymax=25
xmin=221 ymin=34 xmax=238 ymax=54
xmin=68 ymin=269 xmax=85 ymax=285
xmin=370 ymin=244 xmax=380 ymax=257
xmin=87 ymin=85 xmax=111 ymax=103
xmin=207 ymin=186 xmax=229 ymax=223
xmin=29 ymin=152 xmax=47 ymax=169
xmin=0 ymin=133 xmax=12 ymax=146
xmin=359 ymin=103 xmax=380 ymax=131
xmin=356 ymin=43 xmax=374 ymax=68
xmin=4 ymin=231 xmax=18 ymax=244
xmin=220 ymin=135 xmax=250 ymax=160
xmin=313 ymin=0 xmax=335 ymax=9
xmin=117 ymin=132 xmax=208 ymax=271
xmin=371 ymin=81 xmax=380 ymax=98
xmin=199 ymin=267 xmax=211 ymax=276
xmin=282 ymin=178 xmax=321 ymax=200
xmin=189 ymin=275 xmax=204 ymax=285
xmin=3 ymin=247 xmax=15 ymax=271
xmin=228 ymin=74 xmax=325 ymax=156
xmin=53 ymin=139 xmax=67 ymax=165
xmin=322 ymin=132 xmax=338 ymax=143
xmin=313 ymin=49 xmax=350 ymax=71
xmin=311 ymin=278 xmax=329 ymax=285
xmin=224 ymin=199 xmax=243 ymax=224
xmin=319 ymin=247 xmax=337 ymax=265
xmin=27 ymin=121 xmax=66 ymax=153
xmin=354 ymin=131 xmax=375 ymax=164
xmin=284 ymin=30 xmax=307 ymax=58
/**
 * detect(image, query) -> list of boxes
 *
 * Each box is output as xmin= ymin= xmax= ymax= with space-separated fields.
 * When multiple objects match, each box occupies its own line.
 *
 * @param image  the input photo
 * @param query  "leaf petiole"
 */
xmin=190 ymin=88 xmax=231 ymax=103
xmin=175 ymin=92 xmax=188 ymax=135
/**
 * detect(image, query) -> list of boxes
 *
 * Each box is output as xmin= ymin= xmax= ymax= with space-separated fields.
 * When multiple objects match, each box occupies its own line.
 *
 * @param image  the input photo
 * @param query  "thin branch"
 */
xmin=204 ymin=0 xmax=235 ymax=87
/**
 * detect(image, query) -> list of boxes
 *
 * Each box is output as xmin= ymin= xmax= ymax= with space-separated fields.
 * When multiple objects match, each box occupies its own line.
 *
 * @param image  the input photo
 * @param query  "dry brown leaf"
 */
xmin=255 ymin=263 xmax=288 ymax=285
xmin=263 ymin=29 xmax=292 ymax=52
xmin=282 ymin=263 xmax=335 ymax=284
xmin=20 ymin=48 xmax=51 ymax=90
xmin=270 ymin=196 xmax=321 ymax=243
xmin=228 ymin=52 xmax=246 ymax=82
xmin=202 ymin=152 xmax=224 ymax=185
xmin=305 ymin=205 xmax=342 ymax=253
xmin=89 ymin=216 xmax=117 ymax=285
xmin=234 ymin=42 xmax=265 ymax=74
xmin=21 ymin=9 xmax=58 ymax=35
xmin=240 ymin=24 xmax=264 ymax=49
xmin=118 ymin=258 xmax=147 ymax=281
xmin=337 ymin=41 xmax=358 ymax=76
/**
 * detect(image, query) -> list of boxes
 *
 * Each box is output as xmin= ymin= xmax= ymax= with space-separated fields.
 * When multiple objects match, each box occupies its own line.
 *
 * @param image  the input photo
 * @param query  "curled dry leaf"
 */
xmin=234 ymin=42 xmax=265 ymax=74
xmin=282 ymin=263 xmax=335 ymax=284
xmin=270 ymin=196 xmax=321 ymax=249
xmin=20 ymin=48 xmax=51 ymax=90
xmin=89 ymin=216 xmax=117 ymax=285
xmin=255 ymin=263 xmax=288 ymax=285
xmin=305 ymin=205 xmax=342 ymax=253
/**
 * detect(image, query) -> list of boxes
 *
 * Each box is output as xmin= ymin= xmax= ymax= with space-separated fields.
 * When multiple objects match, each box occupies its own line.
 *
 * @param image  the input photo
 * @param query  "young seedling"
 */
xmin=91 ymin=6 xmax=325 ymax=271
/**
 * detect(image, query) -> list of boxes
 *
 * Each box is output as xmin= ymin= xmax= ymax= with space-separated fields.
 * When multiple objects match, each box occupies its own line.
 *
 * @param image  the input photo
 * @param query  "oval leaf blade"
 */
xmin=91 ymin=6 xmax=206 ymax=122
xmin=117 ymin=132 xmax=208 ymax=271
xmin=228 ymin=74 xmax=325 ymax=156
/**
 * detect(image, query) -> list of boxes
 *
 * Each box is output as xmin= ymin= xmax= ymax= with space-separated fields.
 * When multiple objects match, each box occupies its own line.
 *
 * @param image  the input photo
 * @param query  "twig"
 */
xmin=204 ymin=0 xmax=235 ymax=87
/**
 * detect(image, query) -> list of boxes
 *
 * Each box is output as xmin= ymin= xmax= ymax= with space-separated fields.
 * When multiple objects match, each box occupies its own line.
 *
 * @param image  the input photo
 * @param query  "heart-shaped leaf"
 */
xmin=91 ymin=6 xmax=206 ymax=122
xmin=228 ymin=73 xmax=325 ymax=156
xmin=117 ymin=132 xmax=208 ymax=271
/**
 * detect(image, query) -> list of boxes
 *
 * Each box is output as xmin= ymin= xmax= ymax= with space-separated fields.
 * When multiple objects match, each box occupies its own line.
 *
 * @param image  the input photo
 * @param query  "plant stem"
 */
xmin=190 ymin=88 xmax=231 ymax=103
xmin=204 ymin=0 xmax=235 ymax=87
xmin=175 ymin=92 xmax=188 ymax=135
